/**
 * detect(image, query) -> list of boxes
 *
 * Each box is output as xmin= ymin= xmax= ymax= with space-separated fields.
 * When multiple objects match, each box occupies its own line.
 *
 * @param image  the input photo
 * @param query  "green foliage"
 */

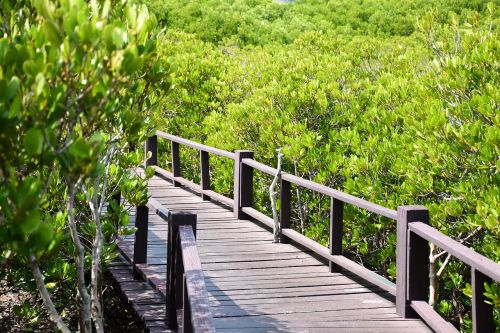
xmin=146 ymin=0 xmax=489 ymax=46
xmin=0 ymin=0 xmax=171 ymax=329
xmin=150 ymin=0 xmax=499 ymax=331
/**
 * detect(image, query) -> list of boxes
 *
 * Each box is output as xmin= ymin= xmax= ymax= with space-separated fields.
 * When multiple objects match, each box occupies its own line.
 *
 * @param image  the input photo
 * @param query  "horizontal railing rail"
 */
xmin=241 ymin=158 xmax=397 ymax=219
xmin=156 ymin=131 xmax=236 ymax=159
xmin=405 ymin=220 xmax=500 ymax=333
xmin=144 ymin=132 xmax=499 ymax=333
xmin=146 ymin=131 xmax=235 ymax=206
xmin=132 ymin=198 xmax=215 ymax=332
xmin=177 ymin=225 xmax=216 ymax=333
xmin=409 ymin=222 xmax=500 ymax=280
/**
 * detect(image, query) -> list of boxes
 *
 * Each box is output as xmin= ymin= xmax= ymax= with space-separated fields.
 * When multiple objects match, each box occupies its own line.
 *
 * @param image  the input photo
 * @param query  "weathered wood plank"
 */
xmin=178 ymin=225 xmax=216 ymax=332
xmin=213 ymin=317 xmax=431 ymax=330
xmin=208 ymin=292 xmax=393 ymax=307
xmin=207 ymin=284 xmax=383 ymax=298
xmin=115 ymin=176 xmax=435 ymax=333
xmin=205 ymin=275 xmax=364 ymax=290
xmin=209 ymin=298 xmax=394 ymax=317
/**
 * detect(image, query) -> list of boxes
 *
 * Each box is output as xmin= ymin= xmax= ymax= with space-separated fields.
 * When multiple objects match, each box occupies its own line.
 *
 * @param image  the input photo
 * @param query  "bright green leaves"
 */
xmin=103 ymin=24 xmax=127 ymax=51
xmin=157 ymin=5 xmax=498 ymax=330
xmin=64 ymin=134 xmax=106 ymax=178
xmin=0 ymin=3 xmax=171 ymax=328
xmin=68 ymin=138 xmax=92 ymax=158
xmin=42 ymin=20 xmax=62 ymax=46
xmin=20 ymin=210 xmax=41 ymax=235
xmin=122 ymin=46 xmax=142 ymax=74
xmin=477 ymin=200 xmax=499 ymax=231
xmin=24 ymin=128 xmax=44 ymax=156
xmin=5 ymin=76 xmax=20 ymax=100
xmin=35 ymin=73 xmax=46 ymax=97
xmin=121 ymin=174 xmax=149 ymax=206
xmin=0 ymin=175 xmax=56 ymax=255
xmin=0 ymin=38 xmax=8 ymax=62
xmin=0 ymin=0 xmax=171 ymax=268
xmin=126 ymin=4 xmax=155 ymax=40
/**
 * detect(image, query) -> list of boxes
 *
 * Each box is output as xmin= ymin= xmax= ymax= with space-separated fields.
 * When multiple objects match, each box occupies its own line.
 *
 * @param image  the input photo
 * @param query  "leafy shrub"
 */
xmin=152 ymin=0 xmax=499 ymax=330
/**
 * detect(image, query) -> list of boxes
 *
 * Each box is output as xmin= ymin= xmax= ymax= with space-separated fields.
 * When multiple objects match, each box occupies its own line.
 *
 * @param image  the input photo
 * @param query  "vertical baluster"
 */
xmin=396 ymin=205 xmax=429 ymax=318
xmin=233 ymin=150 xmax=254 ymax=219
xmin=133 ymin=205 xmax=149 ymax=280
xmin=329 ymin=198 xmax=343 ymax=273
xmin=145 ymin=135 xmax=158 ymax=167
xmin=472 ymin=268 xmax=494 ymax=333
xmin=171 ymin=141 xmax=181 ymax=187
xmin=200 ymin=150 xmax=210 ymax=200
xmin=280 ymin=179 xmax=291 ymax=244
xmin=166 ymin=212 xmax=197 ymax=329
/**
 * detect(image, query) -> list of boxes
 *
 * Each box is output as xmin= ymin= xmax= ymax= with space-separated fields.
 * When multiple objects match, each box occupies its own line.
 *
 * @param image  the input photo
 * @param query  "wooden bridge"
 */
xmin=110 ymin=132 xmax=499 ymax=333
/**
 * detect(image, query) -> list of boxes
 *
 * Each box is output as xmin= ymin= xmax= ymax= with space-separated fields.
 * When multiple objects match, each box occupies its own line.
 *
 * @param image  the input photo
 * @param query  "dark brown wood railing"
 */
xmin=145 ymin=131 xmax=500 ymax=333
xmin=133 ymin=198 xmax=215 ymax=333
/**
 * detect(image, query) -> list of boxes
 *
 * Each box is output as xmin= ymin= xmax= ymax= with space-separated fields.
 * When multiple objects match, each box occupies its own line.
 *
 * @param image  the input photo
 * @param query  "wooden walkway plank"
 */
xmin=107 ymin=255 xmax=172 ymax=333
xmin=114 ymin=176 xmax=434 ymax=332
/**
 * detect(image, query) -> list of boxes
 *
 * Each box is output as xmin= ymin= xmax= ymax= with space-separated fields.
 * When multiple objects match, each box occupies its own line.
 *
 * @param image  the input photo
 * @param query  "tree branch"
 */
xmin=270 ymin=151 xmax=283 ymax=243
xmin=67 ymin=181 xmax=92 ymax=333
xmin=28 ymin=254 xmax=71 ymax=333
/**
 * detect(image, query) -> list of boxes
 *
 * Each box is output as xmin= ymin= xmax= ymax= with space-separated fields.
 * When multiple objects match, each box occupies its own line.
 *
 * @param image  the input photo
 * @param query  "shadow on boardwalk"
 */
xmin=111 ymin=176 xmax=433 ymax=332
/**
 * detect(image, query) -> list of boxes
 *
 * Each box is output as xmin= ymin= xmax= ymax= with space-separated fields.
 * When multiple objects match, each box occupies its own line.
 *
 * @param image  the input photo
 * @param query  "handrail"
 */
xmin=241 ymin=157 xmax=277 ymax=176
xmin=396 ymin=207 xmax=499 ymax=333
xmin=132 ymin=198 xmax=215 ymax=332
xmin=165 ymin=210 xmax=215 ymax=333
xmin=156 ymin=130 xmax=235 ymax=159
xmin=145 ymin=132 xmax=500 ymax=333
xmin=242 ymin=158 xmax=397 ymax=220
xmin=147 ymin=197 xmax=170 ymax=221
xmin=152 ymin=165 xmax=234 ymax=208
xmin=147 ymin=132 xmax=234 ymax=207
xmin=178 ymin=225 xmax=216 ymax=332
xmin=409 ymin=222 xmax=500 ymax=281
xmin=406 ymin=221 xmax=499 ymax=333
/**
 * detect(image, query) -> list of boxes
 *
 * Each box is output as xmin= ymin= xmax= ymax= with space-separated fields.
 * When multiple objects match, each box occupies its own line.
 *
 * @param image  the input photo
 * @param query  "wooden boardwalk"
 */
xmin=113 ymin=175 xmax=433 ymax=333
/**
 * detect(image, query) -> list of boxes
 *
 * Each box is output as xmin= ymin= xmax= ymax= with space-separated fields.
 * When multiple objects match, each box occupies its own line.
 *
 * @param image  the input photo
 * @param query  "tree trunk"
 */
xmin=269 ymin=153 xmax=283 ymax=243
xmin=28 ymin=255 xmax=71 ymax=333
xmin=67 ymin=183 xmax=92 ymax=333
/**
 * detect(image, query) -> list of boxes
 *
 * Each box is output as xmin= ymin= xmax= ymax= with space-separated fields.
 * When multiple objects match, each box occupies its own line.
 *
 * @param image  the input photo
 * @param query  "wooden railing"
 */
xmin=133 ymin=198 xmax=215 ymax=333
xmin=145 ymin=132 xmax=500 ymax=333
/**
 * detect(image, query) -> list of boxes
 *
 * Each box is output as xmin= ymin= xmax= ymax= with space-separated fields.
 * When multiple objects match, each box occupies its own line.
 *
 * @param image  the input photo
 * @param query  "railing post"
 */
xmin=233 ymin=150 xmax=254 ymax=219
xmin=171 ymin=141 xmax=181 ymax=187
xmin=133 ymin=205 xmax=149 ymax=280
xmin=280 ymin=179 xmax=291 ymax=244
xmin=396 ymin=205 xmax=429 ymax=318
xmin=472 ymin=268 xmax=494 ymax=333
xmin=200 ymin=150 xmax=210 ymax=200
xmin=329 ymin=198 xmax=344 ymax=273
xmin=166 ymin=211 xmax=197 ymax=330
xmin=145 ymin=134 xmax=158 ymax=167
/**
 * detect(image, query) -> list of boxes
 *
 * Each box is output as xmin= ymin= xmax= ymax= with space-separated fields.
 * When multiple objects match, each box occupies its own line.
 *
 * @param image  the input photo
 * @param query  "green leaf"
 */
xmin=0 ymin=38 xmax=8 ymax=62
xmin=35 ymin=73 xmax=46 ymax=96
xmin=42 ymin=20 xmax=62 ymax=46
xmin=13 ymin=304 xmax=22 ymax=317
xmin=24 ymin=128 xmax=44 ymax=156
xmin=69 ymin=138 xmax=91 ymax=158
xmin=5 ymin=76 xmax=19 ymax=100
xmin=484 ymin=214 xmax=497 ymax=230
xmin=45 ymin=282 xmax=56 ymax=290
xmin=20 ymin=210 xmax=40 ymax=235
xmin=30 ymin=223 xmax=53 ymax=249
